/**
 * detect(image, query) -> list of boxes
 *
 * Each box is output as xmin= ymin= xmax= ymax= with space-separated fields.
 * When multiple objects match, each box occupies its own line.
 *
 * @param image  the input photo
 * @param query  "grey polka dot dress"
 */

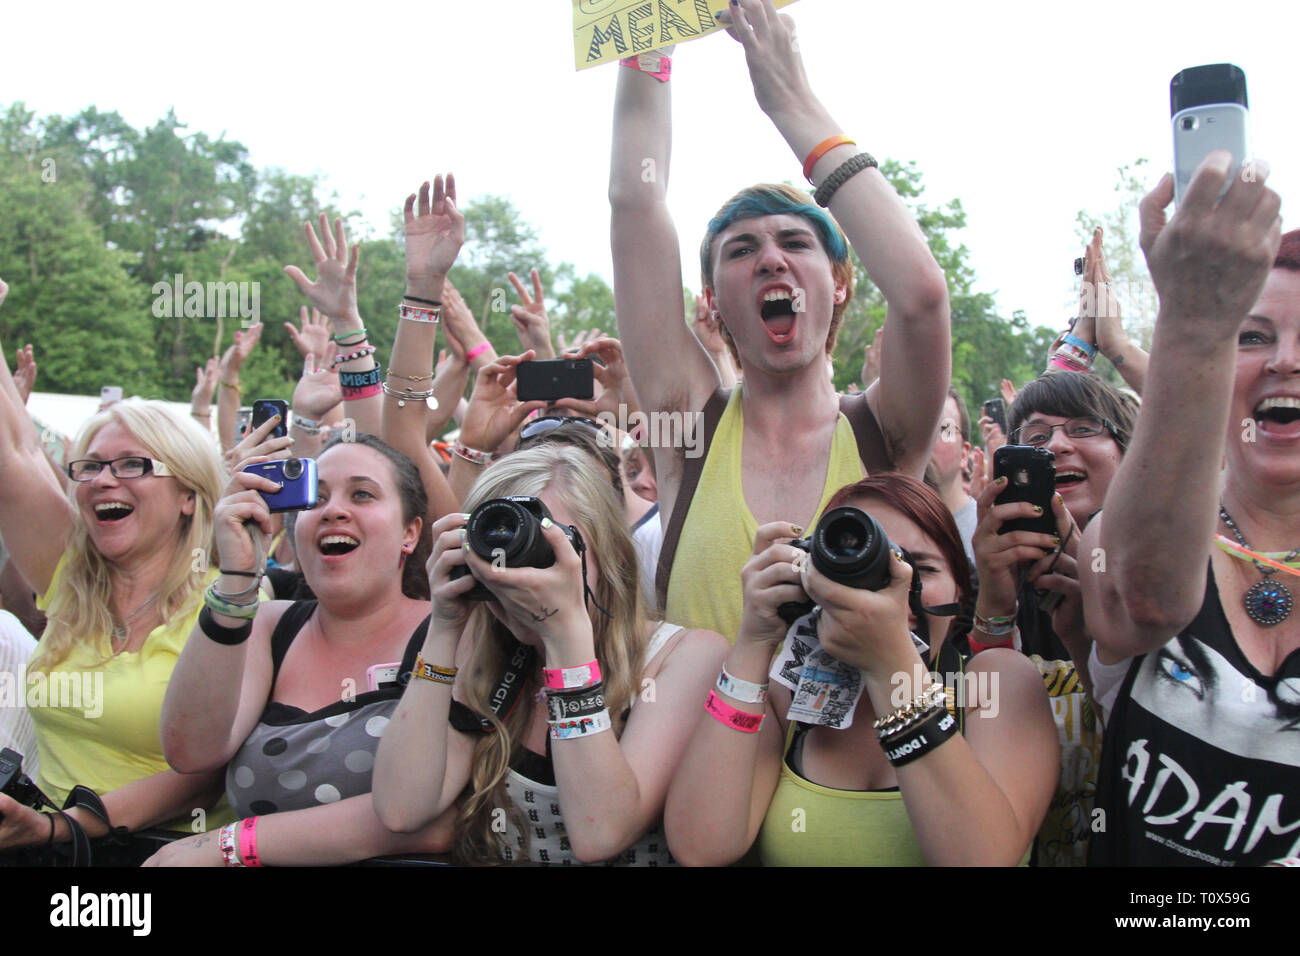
xmin=225 ymin=601 xmax=428 ymax=818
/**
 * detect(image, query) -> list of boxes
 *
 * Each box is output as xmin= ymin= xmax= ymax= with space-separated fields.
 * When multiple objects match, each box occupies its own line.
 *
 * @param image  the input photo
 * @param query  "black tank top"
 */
xmin=1090 ymin=567 xmax=1300 ymax=865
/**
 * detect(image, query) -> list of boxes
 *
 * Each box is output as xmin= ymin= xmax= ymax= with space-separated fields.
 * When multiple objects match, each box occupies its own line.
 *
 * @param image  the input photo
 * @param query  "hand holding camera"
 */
xmin=736 ymin=521 xmax=809 ymax=649
xmin=450 ymin=496 xmax=592 ymax=654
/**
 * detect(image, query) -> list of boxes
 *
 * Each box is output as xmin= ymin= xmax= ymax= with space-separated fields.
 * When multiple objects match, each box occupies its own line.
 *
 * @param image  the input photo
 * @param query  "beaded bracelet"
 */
xmin=973 ymin=604 xmax=1017 ymax=638
xmin=704 ymin=689 xmax=764 ymax=734
xmin=451 ymin=440 xmax=495 ymax=466
xmin=334 ymin=327 xmax=369 ymax=345
xmin=814 ymin=152 xmax=878 ymax=208
xmin=398 ymin=303 xmax=440 ymax=324
xmin=543 ymin=659 xmax=602 ymax=690
xmin=331 ymin=346 xmax=377 ymax=368
xmin=715 ymin=666 xmax=768 ymax=705
xmin=881 ymin=707 xmax=957 ymax=767
xmin=548 ymin=709 xmax=613 ymax=740
xmin=412 ymin=655 xmax=457 ymax=686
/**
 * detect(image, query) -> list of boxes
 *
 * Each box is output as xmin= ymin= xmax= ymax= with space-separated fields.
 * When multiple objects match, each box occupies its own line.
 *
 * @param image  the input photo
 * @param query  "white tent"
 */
xmin=25 ymin=392 xmax=212 ymax=464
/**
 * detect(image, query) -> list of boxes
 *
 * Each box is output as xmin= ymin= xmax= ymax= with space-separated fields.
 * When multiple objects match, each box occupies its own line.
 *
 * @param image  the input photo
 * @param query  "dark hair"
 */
xmin=1275 ymin=229 xmax=1300 ymax=272
xmin=1007 ymin=371 xmax=1138 ymax=451
xmin=825 ymin=473 xmax=973 ymax=612
xmin=947 ymin=386 xmax=971 ymax=444
xmin=699 ymin=183 xmax=856 ymax=366
xmin=515 ymin=421 xmax=624 ymax=499
xmin=315 ymin=433 xmax=430 ymax=600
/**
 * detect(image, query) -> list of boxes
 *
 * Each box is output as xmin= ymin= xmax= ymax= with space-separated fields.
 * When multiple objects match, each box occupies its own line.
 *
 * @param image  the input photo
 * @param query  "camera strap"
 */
xmin=473 ymin=640 xmax=537 ymax=733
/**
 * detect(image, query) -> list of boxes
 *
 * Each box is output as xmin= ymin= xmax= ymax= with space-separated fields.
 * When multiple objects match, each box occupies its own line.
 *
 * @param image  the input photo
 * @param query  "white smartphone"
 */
xmin=1171 ymin=64 xmax=1250 ymax=206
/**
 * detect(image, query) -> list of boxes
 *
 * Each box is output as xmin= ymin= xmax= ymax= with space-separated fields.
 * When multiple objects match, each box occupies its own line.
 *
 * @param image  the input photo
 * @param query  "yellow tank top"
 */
xmin=32 ymin=556 xmax=236 ymax=831
xmin=757 ymin=722 xmax=924 ymax=866
xmin=664 ymin=385 xmax=865 ymax=643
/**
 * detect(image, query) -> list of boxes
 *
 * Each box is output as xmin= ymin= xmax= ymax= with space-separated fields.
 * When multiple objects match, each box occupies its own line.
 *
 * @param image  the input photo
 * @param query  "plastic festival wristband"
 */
xmin=705 ymin=689 xmax=764 ymax=734
xmin=238 ymin=816 xmax=263 ymax=867
xmin=716 ymin=666 xmax=768 ymax=704
xmin=543 ymin=659 xmax=602 ymax=690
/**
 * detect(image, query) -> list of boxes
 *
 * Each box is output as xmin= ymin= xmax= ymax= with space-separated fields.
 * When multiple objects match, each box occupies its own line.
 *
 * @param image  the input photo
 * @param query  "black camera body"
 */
xmin=778 ymin=506 xmax=895 ymax=623
xmin=451 ymin=496 xmax=585 ymax=601
xmin=0 ymin=748 xmax=46 ymax=811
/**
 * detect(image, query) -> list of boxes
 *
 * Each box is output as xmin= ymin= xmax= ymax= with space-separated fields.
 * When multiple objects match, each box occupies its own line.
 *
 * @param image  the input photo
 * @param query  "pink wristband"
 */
xmin=341 ymin=382 xmax=382 ymax=400
xmin=543 ymin=659 xmax=601 ymax=690
xmin=464 ymin=341 xmax=492 ymax=362
xmin=705 ymin=689 xmax=764 ymax=734
xmin=238 ymin=816 xmax=263 ymax=867
xmin=619 ymin=52 xmax=671 ymax=82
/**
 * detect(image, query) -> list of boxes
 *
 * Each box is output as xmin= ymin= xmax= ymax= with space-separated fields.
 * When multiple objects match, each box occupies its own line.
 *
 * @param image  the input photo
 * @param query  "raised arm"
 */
xmin=609 ymin=44 xmax=720 ymax=422
xmin=286 ymin=215 xmax=381 ymax=438
xmin=382 ymin=177 xmax=464 ymax=523
xmin=0 ymin=285 xmax=73 ymax=596
xmin=723 ymin=1 xmax=950 ymax=475
xmin=1082 ymin=156 xmax=1281 ymax=660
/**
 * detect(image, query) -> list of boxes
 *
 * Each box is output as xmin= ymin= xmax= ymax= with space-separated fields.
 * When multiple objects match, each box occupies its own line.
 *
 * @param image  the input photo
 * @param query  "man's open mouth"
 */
xmin=760 ymin=290 xmax=796 ymax=343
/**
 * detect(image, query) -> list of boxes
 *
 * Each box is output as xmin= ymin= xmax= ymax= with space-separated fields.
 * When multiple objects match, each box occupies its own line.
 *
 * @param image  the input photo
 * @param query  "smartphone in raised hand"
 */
xmin=1171 ymin=64 xmax=1249 ymax=206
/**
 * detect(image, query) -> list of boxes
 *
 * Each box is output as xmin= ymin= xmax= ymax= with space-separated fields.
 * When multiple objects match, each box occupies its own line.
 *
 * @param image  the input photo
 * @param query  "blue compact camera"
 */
xmin=241 ymin=458 xmax=318 ymax=513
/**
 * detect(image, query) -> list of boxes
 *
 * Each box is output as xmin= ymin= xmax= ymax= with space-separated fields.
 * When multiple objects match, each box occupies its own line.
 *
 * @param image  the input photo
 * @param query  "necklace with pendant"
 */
xmin=111 ymin=592 xmax=161 ymax=645
xmin=1219 ymin=506 xmax=1299 ymax=626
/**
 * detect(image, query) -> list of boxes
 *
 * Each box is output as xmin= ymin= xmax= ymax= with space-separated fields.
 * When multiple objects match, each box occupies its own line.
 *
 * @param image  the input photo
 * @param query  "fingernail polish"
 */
xmin=541 ymin=517 xmax=553 ymax=529
xmin=459 ymin=529 xmax=466 ymax=541
xmin=791 ymin=525 xmax=803 ymax=536
xmin=1033 ymin=505 xmax=1043 ymax=514
xmin=1051 ymin=535 xmax=1060 ymax=544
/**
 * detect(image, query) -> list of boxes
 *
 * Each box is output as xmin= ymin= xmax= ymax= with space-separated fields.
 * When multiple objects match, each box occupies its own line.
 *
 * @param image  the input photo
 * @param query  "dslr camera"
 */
xmin=0 ymin=748 xmax=47 ymax=811
xmin=451 ymin=496 xmax=585 ymax=601
xmin=778 ymin=506 xmax=898 ymax=623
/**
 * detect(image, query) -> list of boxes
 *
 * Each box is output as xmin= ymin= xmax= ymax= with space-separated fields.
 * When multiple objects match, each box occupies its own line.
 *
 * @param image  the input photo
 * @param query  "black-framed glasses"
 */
xmin=66 ymin=456 xmax=171 ymax=482
xmin=518 ymin=416 xmax=603 ymax=443
xmin=1010 ymin=416 xmax=1114 ymax=447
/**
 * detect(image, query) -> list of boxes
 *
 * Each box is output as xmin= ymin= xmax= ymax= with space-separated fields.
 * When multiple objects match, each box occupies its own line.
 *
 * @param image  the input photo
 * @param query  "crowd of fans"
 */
xmin=0 ymin=1 xmax=1296 ymax=867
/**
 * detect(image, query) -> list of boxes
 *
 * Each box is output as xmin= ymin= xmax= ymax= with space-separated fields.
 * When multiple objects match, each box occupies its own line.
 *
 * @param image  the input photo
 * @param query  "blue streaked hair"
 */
xmin=699 ymin=183 xmax=856 ymax=363
xmin=700 ymin=184 xmax=850 ymax=287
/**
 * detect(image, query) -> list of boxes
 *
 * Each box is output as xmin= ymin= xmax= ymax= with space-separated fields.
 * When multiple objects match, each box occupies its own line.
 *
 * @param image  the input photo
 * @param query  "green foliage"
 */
xmin=0 ymin=102 xmax=617 ymax=403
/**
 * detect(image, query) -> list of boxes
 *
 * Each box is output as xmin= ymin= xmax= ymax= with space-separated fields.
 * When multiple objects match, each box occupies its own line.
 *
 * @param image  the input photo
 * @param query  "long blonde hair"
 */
xmin=30 ymin=399 xmax=224 ymax=671
xmin=452 ymin=444 xmax=649 ymax=864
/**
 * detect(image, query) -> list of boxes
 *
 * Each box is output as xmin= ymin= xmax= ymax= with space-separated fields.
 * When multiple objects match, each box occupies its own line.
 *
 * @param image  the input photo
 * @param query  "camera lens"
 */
xmin=465 ymin=497 xmax=554 ymax=567
xmin=1181 ymin=116 xmax=1197 ymax=131
xmin=283 ymin=458 xmax=303 ymax=480
xmin=809 ymin=507 xmax=893 ymax=591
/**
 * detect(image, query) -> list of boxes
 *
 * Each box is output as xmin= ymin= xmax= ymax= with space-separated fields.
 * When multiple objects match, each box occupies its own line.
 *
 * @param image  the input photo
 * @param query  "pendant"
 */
xmin=1244 ymin=578 xmax=1292 ymax=626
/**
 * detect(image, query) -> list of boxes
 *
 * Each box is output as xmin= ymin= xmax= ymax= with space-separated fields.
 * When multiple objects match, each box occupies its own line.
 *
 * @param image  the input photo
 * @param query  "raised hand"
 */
xmin=1138 ymin=155 xmax=1281 ymax=341
xmin=690 ymin=293 xmax=727 ymax=356
xmin=1000 ymin=378 xmax=1016 ymax=408
xmin=404 ymin=175 xmax=465 ymax=285
xmin=284 ymin=306 xmax=334 ymax=361
xmin=223 ymin=415 xmax=293 ymax=474
xmin=718 ymin=0 xmax=810 ymax=119
xmin=12 ymin=344 xmax=37 ymax=405
xmin=459 ymin=353 xmax=547 ymax=454
xmin=553 ymin=336 xmax=636 ymax=420
xmin=292 ymin=343 xmax=343 ymax=421
xmin=220 ymin=323 xmax=263 ymax=378
xmin=556 ymin=327 xmax=602 ymax=355
xmin=508 ymin=268 xmax=556 ymax=359
xmin=861 ymin=326 xmax=884 ymax=389
xmin=191 ymin=357 xmax=218 ymax=410
xmin=284 ymin=215 xmax=362 ymax=325
xmin=441 ymin=278 xmax=488 ymax=362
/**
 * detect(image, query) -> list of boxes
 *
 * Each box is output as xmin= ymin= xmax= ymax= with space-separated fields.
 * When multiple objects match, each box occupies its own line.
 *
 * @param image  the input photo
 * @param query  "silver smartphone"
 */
xmin=1171 ymin=64 xmax=1249 ymax=206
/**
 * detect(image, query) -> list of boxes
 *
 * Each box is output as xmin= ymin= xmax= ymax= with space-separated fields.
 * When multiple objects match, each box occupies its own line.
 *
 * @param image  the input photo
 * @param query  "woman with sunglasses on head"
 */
xmin=664 ymin=473 xmax=1057 ymax=866
xmin=0 ymin=315 xmax=228 ymax=857
xmin=373 ymin=443 xmax=728 ymax=864
xmin=972 ymin=369 xmax=1137 ymax=866
xmin=147 ymin=433 xmax=456 ymax=866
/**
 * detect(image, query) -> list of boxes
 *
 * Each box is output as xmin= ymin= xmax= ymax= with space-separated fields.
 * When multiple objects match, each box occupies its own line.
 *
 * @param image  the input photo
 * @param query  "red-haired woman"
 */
xmin=665 ymin=474 xmax=1057 ymax=865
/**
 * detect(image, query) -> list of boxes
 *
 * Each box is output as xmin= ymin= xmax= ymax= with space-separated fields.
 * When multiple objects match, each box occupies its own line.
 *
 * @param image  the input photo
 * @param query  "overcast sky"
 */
xmin=3 ymin=0 xmax=1295 ymax=338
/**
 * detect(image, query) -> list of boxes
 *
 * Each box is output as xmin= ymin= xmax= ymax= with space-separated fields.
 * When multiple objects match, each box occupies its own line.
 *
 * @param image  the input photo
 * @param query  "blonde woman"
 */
xmin=0 ymin=373 xmax=227 ymax=854
xmin=374 ymin=445 xmax=727 ymax=864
